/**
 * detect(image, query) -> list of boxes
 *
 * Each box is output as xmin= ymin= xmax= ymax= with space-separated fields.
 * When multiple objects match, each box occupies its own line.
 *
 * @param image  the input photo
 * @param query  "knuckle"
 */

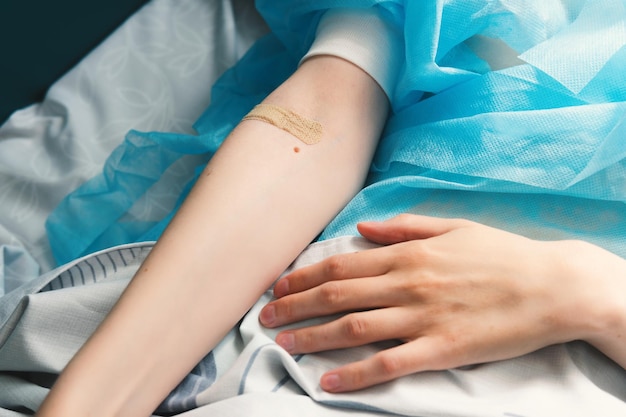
xmin=349 ymin=367 xmax=366 ymax=388
xmin=318 ymin=281 xmax=343 ymax=306
xmin=375 ymin=352 xmax=403 ymax=377
xmin=323 ymin=255 xmax=347 ymax=278
xmin=343 ymin=314 xmax=368 ymax=340
xmin=397 ymin=278 xmax=421 ymax=298
xmin=427 ymin=335 xmax=466 ymax=370
xmin=391 ymin=241 xmax=429 ymax=267
xmin=392 ymin=245 xmax=419 ymax=266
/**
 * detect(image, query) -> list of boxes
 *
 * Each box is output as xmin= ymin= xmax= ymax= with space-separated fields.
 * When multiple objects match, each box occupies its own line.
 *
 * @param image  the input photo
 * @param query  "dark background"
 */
xmin=0 ymin=0 xmax=149 ymax=124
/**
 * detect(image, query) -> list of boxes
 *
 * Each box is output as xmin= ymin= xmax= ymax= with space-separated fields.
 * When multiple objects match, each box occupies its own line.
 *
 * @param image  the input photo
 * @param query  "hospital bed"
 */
xmin=1 ymin=1 xmax=625 ymax=416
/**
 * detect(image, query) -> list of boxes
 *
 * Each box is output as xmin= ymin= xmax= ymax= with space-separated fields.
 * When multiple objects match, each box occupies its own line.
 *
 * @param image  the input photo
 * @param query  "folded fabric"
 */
xmin=2 ymin=237 xmax=625 ymax=416
xmin=47 ymin=0 xmax=626 ymax=266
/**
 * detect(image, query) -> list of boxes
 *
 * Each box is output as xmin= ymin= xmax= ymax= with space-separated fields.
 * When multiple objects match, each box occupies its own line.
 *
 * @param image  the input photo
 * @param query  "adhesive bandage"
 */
xmin=243 ymin=104 xmax=323 ymax=145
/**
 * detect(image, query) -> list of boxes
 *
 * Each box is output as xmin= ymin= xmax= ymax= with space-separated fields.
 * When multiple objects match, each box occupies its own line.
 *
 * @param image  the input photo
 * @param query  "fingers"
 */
xmin=273 ymin=214 xmax=474 ymax=299
xmin=357 ymin=214 xmax=474 ymax=245
xmin=320 ymin=338 xmax=443 ymax=392
xmin=273 ymin=246 xmax=393 ymax=298
xmin=271 ymin=307 xmax=420 ymax=354
xmin=261 ymin=275 xmax=400 ymax=328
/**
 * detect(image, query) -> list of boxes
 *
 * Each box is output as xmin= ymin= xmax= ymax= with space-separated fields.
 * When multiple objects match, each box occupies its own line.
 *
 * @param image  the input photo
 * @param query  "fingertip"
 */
xmin=357 ymin=220 xmax=381 ymax=228
xmin=356 ymin=220 xmax=374 ymax=231
xmin=259 ymin=304 xmax=276 ymax=327
xmin=356 ymin=220 xmax=384 ymax=237
xmin=320 ymin=372 xmax=342 ymax=392
xmin=357 ymin=218 xmax=406 ymax=245
xmin=276 ymin=332 xmax=295 ymax=353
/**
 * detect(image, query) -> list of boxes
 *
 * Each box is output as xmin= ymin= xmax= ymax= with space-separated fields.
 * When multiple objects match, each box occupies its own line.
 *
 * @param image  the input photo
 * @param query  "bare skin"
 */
xmin=260 ymin=214 xmax=626 ymax=392
xmin=35 ymin=55 xmax=389 ymax=417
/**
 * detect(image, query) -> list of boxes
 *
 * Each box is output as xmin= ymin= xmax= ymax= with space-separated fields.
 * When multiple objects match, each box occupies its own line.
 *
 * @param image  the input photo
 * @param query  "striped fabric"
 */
xmin=41 ymin=245 xmax=151 ymax=291
xmin=2 ymin=237 xmax=626 ymax=416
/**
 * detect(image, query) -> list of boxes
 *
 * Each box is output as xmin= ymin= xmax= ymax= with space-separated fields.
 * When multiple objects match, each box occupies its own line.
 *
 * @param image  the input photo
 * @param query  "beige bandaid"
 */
xmin=243 ymin=104 xmax=323 ymax=145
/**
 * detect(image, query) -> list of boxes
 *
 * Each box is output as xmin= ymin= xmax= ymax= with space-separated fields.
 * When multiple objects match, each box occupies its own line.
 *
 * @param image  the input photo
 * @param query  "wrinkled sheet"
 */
xmin=0 ymin=0 xmax=267 ymax=278
xmin=44 ymin=0 xmax=626 ymax=266
xmin=1 ymin=0 xmax=626 ymax=416
xmin=2 ymin=237 xmax=626 ymax=417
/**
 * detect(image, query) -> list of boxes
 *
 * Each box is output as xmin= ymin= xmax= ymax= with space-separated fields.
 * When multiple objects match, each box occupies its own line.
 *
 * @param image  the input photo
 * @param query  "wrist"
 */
xmin=548 ymin=240 xmax=626 ymax=355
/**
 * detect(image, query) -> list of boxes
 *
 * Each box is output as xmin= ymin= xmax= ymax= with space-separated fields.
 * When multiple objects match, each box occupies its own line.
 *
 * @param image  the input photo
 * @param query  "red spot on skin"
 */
xmin=294 ymin=147 xmax=300 ymax=153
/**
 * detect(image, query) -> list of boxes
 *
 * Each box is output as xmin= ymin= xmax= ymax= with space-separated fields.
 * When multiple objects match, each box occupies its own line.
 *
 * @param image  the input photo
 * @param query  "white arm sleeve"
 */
xmin=301 ymin=7 xmax=403 ymax=99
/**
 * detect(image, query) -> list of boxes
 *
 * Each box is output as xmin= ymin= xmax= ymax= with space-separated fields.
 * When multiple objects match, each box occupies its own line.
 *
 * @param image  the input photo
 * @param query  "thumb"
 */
xmin=357 ymin=214 xmax=472 ymax=245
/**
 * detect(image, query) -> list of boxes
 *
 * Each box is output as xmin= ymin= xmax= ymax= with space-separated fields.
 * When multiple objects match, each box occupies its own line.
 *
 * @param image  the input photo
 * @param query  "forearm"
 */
xmin=36 ymin=55 xmax=388 ymax=416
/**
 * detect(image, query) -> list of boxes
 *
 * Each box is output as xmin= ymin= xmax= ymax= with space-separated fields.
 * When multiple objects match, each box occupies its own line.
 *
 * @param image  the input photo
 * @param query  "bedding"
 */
xmin=1 ymin=0 xmax=626 ymax=416
xmin=0 ymin=0 xmax=267 ymax=275
xmin=0 ymin=0 xmax=267 ymax=413
xmin=2 ymin=236 xmax=626 ymax=417
xmin=44 ymin=0 xmax=626 ymax=265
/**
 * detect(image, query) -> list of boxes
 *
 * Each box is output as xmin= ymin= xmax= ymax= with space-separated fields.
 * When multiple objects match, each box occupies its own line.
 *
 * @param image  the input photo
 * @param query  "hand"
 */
xmin=259 ymin=214 xmax=624 ymax=392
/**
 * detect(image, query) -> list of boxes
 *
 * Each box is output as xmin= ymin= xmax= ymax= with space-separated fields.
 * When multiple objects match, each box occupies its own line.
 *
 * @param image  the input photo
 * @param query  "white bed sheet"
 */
xmin=1 ymin=1 xmax=626 ymax=416
xmin=0 ymin=0 xmax=267 ymax=276
xmin=2 ymin=236 xmax=626 ymax=417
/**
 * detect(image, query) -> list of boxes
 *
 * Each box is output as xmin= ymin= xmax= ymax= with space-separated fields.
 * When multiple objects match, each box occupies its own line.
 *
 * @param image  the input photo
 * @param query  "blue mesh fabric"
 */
xmin=47 ymin=0 xmax=626 ymax=264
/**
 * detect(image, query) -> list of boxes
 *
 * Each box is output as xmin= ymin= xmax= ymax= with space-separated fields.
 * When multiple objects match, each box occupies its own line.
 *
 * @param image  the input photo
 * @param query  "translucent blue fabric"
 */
xmin=47 ymin=0 xmax=626 ymax=265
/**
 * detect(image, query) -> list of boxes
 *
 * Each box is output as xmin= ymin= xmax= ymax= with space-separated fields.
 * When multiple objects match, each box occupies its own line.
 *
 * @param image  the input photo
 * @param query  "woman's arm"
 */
xmin=36 ymin=55 xmax=389 ymax=416
xmin=261 ymin=214 xmax=626 ymax=392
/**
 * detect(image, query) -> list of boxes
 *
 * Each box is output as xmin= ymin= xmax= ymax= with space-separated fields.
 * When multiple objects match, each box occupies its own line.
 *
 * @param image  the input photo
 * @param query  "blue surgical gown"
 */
xmin=47 ymin=0 xmax=626 ymax=265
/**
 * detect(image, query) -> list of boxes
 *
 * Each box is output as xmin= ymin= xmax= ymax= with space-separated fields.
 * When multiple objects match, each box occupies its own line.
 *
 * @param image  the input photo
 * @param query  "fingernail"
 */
xmin=274 ymin=279 xmax=289 ymax=297
xmin=321 ymin=373 xmax=341 ymax=391
xmin=259 ymin=305 xmax=275 ymax=326
xmin=276 ymin=333 xmax=295 ymax=353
